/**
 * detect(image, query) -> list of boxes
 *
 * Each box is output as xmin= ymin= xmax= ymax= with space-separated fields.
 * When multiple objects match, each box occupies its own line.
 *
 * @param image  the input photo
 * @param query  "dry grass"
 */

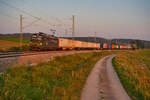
xmin=113 ymin=49 xmax=150 ymax=100
xmin=0 ymin=37 xmax=30 ymax=44
xmin=0 ymin=40 xmax=21 ymax=50
xmin=0 ymin=51 xmax=121 ymax=100
xmin=0 ymin=37 xmax=30 ymax=51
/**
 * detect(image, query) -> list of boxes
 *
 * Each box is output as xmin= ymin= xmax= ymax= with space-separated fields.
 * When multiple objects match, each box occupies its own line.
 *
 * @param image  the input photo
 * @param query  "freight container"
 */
xmin=126 ymin=44 xmax=132 ymax=49
xmin=58 ymin=38 xmax=100 ymax=49
xmin=87 ymin=42 xmax=99 ymax=49
xmin=96 ymin=43 xmax=100 ymax=49
xmin=118 ymin=44 xmax=120 ymax=49
xmin=107 ymin=43 xmax=109 ymax=48
xmin=88 ymin=42 xmax=94 ymax=48
xmin=110 ymin=44 xmax=112 ymax=49
xmin=115 ymin=44 xmax=119 ymax=49
xmin=120 ymin=45 xmax=123 ymax=49
xmin=112 ymin=44 xmax=115 ymax=49
xmin=103 ymin=43 xmax=107 ymax=49
xmin=120 ymin=45 xmax=126 ymax=49
xmin=58 ymin=38 xmax=72 ymax=48
xmin=73 ymin=40 xmax=80 ymax=48
xmin=114 ymin=44 xmax=117 ymax=48
xmin=100 ymin=43 xmax=103 ymax=49
xmin=103 ymin=43 xmax=109 ymax=49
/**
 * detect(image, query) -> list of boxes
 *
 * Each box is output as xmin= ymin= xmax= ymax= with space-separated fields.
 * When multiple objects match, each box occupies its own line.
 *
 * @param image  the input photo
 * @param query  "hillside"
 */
xmin=0 ymin=37 xmax=30 ymax=51
xmin=0 ymin=40 xmax=21 ymax=50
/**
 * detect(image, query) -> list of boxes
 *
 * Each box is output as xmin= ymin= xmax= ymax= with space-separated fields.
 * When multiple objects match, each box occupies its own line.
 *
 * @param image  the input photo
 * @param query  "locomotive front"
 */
xmin=30 ymin=32 xmax=58 ymax=51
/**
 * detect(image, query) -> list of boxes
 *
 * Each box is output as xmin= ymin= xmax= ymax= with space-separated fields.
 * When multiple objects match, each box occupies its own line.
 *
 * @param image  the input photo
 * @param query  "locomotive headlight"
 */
xmin=40 ymin=43 xmax=42 ymax=45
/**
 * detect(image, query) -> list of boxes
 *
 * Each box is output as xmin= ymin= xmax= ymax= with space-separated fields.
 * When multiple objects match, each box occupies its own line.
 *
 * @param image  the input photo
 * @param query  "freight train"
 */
xmin=30 ymin=32 xmax=136 ymax=50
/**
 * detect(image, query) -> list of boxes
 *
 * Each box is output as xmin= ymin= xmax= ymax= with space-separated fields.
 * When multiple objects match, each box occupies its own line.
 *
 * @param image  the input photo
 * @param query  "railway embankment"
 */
xmin=0 ymin=50 xmax=101 ymax=72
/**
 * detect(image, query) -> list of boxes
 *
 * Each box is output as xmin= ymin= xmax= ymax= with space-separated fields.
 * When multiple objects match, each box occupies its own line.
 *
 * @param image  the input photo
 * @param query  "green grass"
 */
xmin=0 ymin=37 xmax=30 ymax=44
xmin=113 ymin=49 xmax=150 ymax=100
xmin=0 ymin=37 xmax=31 ymax=51
xmin=0 ymin=51 xmax=120 ymax=100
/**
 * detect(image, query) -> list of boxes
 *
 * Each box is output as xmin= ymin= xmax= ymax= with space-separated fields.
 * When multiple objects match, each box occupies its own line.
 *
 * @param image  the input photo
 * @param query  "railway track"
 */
xmin=0 ymin=50 xmax=97 ymax=58
xmin=0 ymin=51 xmax=60 ymax=58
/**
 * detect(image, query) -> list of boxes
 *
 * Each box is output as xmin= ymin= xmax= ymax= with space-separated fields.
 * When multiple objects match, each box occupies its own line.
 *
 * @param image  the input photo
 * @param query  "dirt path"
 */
xmin=80 ymin=55 xmax=131 ymax=100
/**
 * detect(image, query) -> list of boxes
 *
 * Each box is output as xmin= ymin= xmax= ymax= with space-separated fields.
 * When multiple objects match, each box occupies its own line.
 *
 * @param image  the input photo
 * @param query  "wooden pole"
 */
xmin=72 ymin=15 xmax=75 ymax=49
xmin=20 ymin=15 xmax=23 ymax=49
xmin=72 ymin=15 xmax=75 ymax=40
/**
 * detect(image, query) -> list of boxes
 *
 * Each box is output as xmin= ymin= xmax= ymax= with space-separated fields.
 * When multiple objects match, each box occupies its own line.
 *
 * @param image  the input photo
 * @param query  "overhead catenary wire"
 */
xmin=0 ymin=0 xmax=73 ymax=37
xmin=0 ymin=0 xmax=54 ymax=26
xmin=0 ymin=0 xmax=55 ymax=34
xmin=23 ymin=18 xmax=41 ymax=29
xmin=11 ymin=0 xmax=65 ymax=25
xmin=17 ymin=0 xmax=72 ymax=33
xmin=0 ymin=0 xmax=40 ymax=20
xmin=0 ymin=10 xmax=18 ymax=20
xmin=0 ymin=5 xmax=19 ymax=24
xmin=0 ymin=14 xmax=19 ymax=26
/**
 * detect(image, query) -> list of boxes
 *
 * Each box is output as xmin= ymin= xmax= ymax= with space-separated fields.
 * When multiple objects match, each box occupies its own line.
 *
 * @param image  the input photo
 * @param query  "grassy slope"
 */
xmin=0 ymin=37 xmax=30 ymax=44
xmin=0 ymin=51 xmax=120 ymax=100
xmin=0 ymin=37 xmax=30 ymax=50
xmin=0 ymin=40 xmax=21 ymax=50
xmin=113 ymin=49 xmax=150 ymax=100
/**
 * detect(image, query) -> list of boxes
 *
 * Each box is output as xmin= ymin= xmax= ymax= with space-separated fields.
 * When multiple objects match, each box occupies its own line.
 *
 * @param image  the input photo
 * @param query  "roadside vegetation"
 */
xmin=0 ymin=51 xmax=120 ymax=100
xmin=0 ymin=37 xmax=30 ymax=51
xmin=113 ymin=49 xmax=150 ymax=100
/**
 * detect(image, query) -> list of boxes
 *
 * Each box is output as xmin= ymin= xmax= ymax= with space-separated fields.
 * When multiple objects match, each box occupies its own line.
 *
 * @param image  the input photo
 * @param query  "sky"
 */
xmin=0 ymin=0 xmax=150 ymax=40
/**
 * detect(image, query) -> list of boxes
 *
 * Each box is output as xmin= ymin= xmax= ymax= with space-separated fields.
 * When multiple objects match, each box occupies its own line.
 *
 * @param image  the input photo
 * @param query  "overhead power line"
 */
xmin=0 ymin=10 xmax=18 ymax=20
xmin=0 ymin=11 xmax=18 ymax=24
xmin=0 ymin=0 xmax=53 ymax=26
xmin=0 ymin=0 xmax=40 ymax=20
xmin=0 ymin=0 xmax=73 ymax=36
xmin=23 ymin=18 xmax=41 ymax=29
xmin=11 ymin=0 xmax=65 ymax=25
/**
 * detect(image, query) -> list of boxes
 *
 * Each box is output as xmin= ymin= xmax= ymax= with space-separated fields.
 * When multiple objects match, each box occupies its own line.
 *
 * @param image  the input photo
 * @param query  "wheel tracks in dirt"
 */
xmin=80 ymin=55 xmax=131 ymax=100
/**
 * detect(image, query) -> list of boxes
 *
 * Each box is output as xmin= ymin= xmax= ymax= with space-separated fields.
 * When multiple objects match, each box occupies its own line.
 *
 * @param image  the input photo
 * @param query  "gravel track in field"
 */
xmin=80 ymin=55 xmax=131 ymax=100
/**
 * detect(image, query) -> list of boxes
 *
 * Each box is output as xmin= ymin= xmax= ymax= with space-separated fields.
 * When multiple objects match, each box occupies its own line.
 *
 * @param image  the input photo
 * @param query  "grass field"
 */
xmin=0 ymin=51 xmax=120 ymax=100
xmin=0 ymin=37 xmax=30 ymax=44
xmin=0 ymin=40 xmax=21 ymax=50
xmin=113 ymin=49 xmax=150 ymax=100
xmin=0 ymin=37 xmax=30 ymax=51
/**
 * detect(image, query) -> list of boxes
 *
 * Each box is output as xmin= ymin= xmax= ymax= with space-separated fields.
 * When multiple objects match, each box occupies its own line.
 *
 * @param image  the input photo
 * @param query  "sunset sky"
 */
xmin=0 ymin=0 xmax=150 ymax=40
